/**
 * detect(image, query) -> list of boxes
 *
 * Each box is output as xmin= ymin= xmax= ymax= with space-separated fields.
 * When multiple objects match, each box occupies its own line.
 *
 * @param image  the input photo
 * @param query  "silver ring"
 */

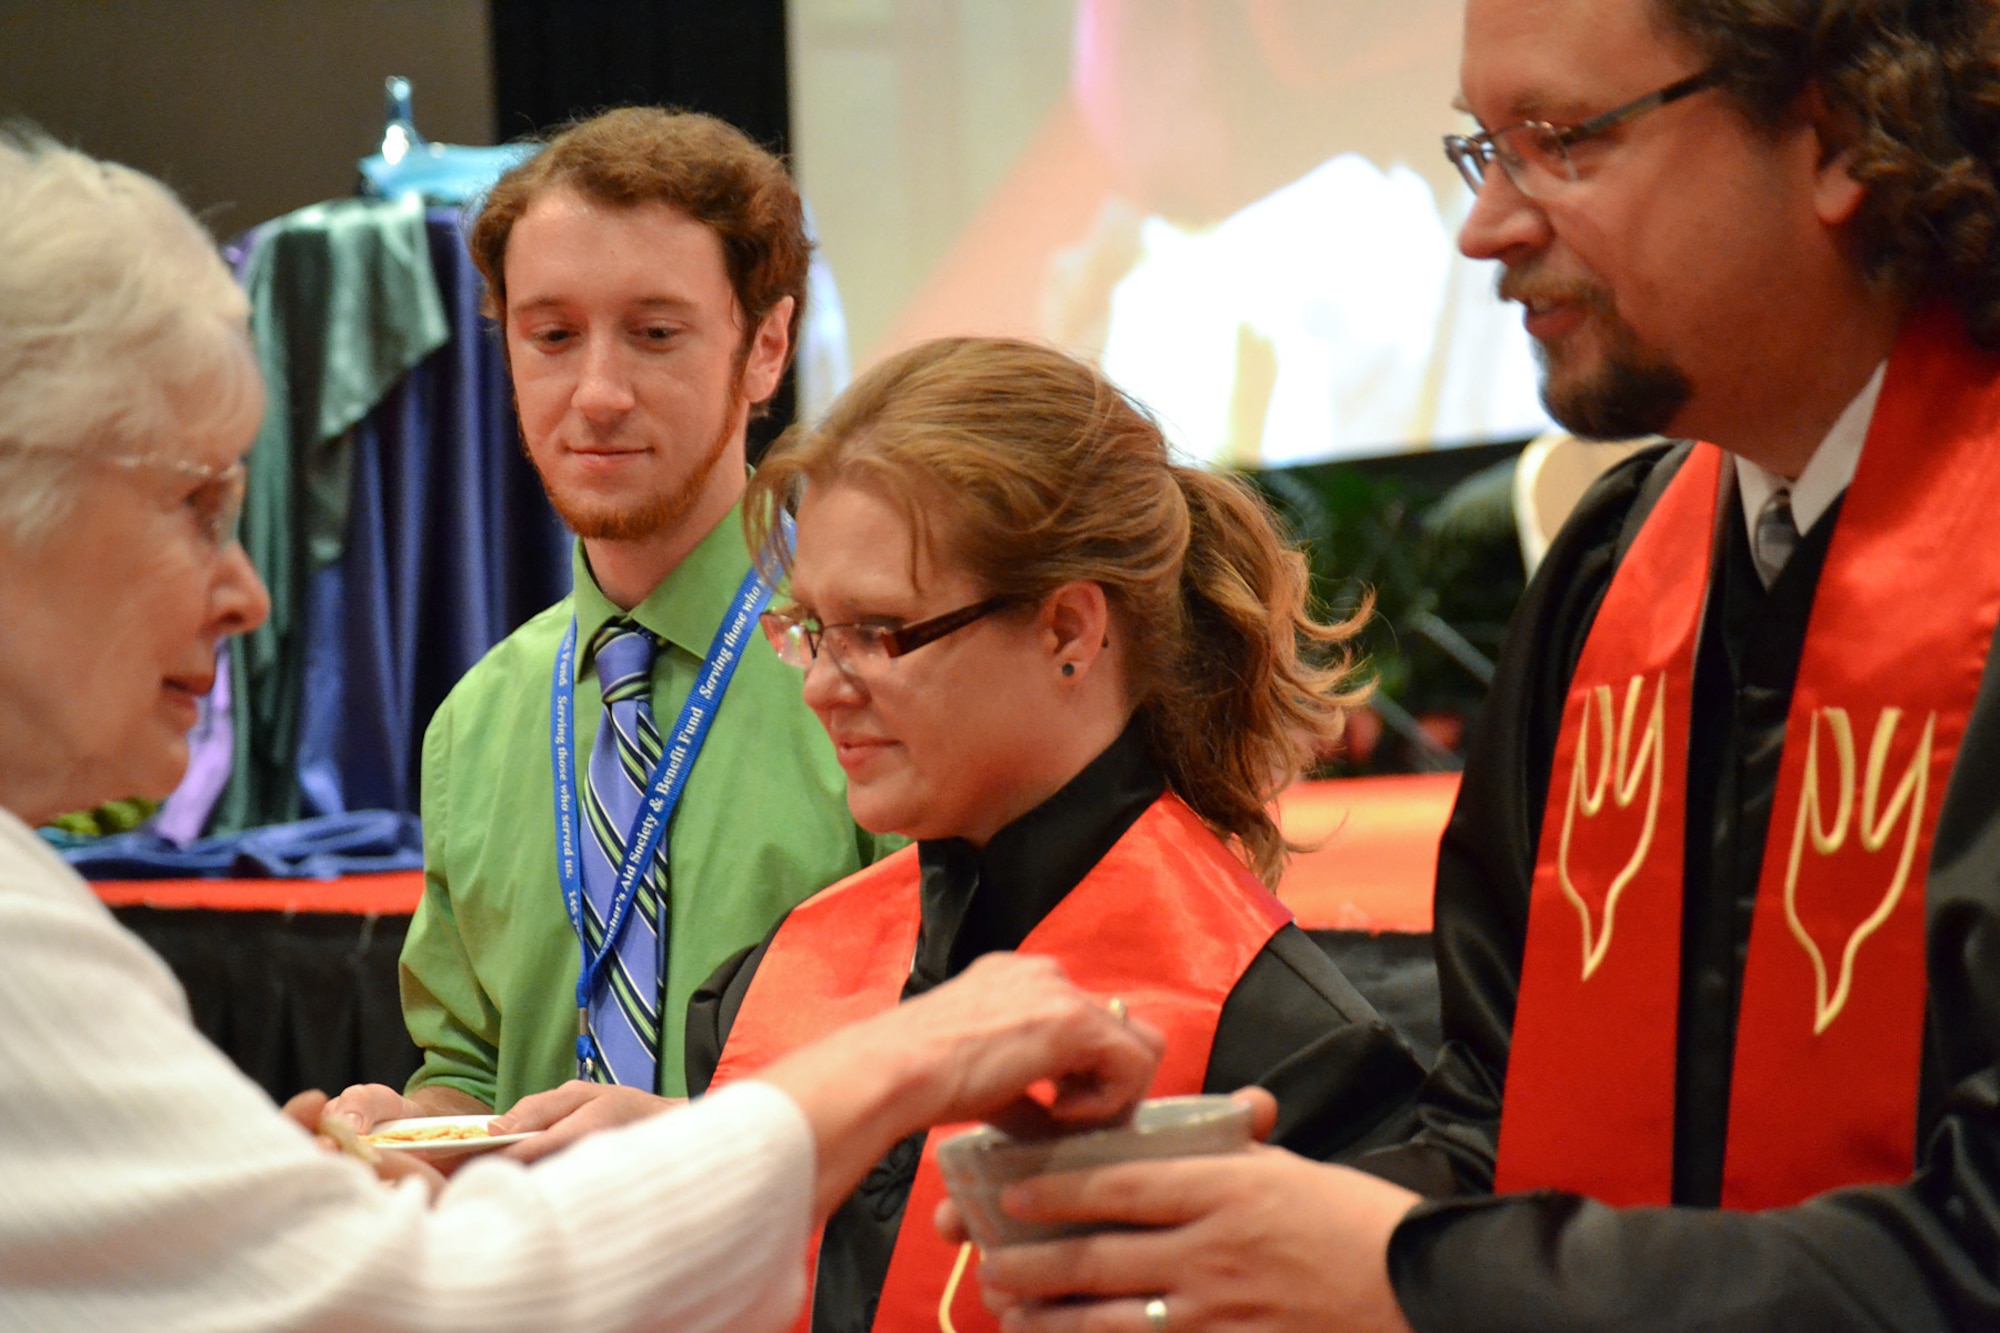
xmin=1107 ymin=996 xmax=1129 ymax=1026
xmin=1144 ymin=1297 xmax=1168 ymax=1333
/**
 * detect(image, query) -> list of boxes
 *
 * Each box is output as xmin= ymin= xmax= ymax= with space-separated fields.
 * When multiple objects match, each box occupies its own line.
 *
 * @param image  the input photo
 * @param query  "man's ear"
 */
xmin=1041 ymin=581 xmax=1110 ymax=677
xmin=1802 ymin=83 xmax=1867 ymax=227
xmin=742 ymin=295 xmax=796 ymax=406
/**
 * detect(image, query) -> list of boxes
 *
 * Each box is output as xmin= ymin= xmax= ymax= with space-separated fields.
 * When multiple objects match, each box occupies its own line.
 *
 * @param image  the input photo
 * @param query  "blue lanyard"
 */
xmin=550 ymin=563 xmax=774 ymax=1076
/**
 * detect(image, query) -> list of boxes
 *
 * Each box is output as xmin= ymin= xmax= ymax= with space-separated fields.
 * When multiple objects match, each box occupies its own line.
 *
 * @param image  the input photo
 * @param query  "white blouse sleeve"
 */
xmin=0 ymin=815 xmax=813 ymax=1333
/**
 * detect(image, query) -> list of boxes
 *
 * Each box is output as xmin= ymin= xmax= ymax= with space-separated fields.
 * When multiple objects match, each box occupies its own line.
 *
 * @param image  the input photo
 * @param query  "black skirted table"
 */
xmin=93 ymin=773 xmax=1455 ymax=1103
xmin=99 ymin=873 xmax=426 ymax=1103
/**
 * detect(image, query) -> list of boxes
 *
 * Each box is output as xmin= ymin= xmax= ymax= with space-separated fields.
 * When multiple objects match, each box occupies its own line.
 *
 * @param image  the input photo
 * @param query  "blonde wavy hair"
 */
xmin=747 ymin=337 xmax=1368 ymax=886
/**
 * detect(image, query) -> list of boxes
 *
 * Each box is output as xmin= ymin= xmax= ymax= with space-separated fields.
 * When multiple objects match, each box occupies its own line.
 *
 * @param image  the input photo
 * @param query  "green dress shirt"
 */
xmin=401 ymin=505 xmax=897 ymax=1104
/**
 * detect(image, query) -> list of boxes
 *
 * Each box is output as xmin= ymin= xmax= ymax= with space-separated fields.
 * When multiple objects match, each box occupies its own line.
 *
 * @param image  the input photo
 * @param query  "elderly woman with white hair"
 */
xmin=0 ymin=129 xmax=1160 ymax=1331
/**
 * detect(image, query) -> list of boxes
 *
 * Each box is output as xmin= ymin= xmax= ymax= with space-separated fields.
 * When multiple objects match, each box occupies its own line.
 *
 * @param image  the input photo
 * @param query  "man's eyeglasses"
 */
xmin=1444 ymin=69 xmax=1721 ymax=199
xmin=106 ymin=453 xmax=248 ymax=549
xmin=761 ymin=595 xmax=1014 ymax=678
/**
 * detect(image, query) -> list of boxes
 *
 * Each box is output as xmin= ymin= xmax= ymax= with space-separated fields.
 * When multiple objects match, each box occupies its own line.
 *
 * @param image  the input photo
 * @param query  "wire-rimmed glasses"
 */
xmin=761 ymin=595 xmax=1015 ymax=678
xmin=106 ymin=453 xmax=248 ymax=549
xmin=3 ymin=441 xmax=249 ymax=550
xmin=1443 ymin=69 xmax=1720 ymax=199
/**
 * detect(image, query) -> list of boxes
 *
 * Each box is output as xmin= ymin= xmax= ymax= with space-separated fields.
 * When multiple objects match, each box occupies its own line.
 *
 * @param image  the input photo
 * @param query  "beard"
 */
xmin=1506 ymin=269 xmax=1693 ymax=441
xmin=533 ymin=369 xmax=748 ymax=543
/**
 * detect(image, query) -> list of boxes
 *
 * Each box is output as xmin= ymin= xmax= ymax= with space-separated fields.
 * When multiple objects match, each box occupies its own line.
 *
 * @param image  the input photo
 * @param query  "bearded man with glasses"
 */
xmin=968 ymin=2 xmax=2000 ymax=1330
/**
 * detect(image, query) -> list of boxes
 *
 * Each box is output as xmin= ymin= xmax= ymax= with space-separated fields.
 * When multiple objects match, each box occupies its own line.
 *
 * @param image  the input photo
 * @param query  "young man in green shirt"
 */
xmin=331 ymin=108 xmax=894 ymax=1139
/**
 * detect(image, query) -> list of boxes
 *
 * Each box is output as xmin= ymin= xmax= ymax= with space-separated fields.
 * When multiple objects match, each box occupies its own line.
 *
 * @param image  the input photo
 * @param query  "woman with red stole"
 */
xmin=685 ymin=336 xmax=1422 ymax=1333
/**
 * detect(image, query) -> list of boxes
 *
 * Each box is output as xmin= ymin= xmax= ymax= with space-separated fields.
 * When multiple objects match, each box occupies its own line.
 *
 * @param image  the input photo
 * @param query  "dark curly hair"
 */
xmin=469 ymin=107 xmax=808 ymax=408
xmin=1656 ymin=0 xmax=2000 ymax=345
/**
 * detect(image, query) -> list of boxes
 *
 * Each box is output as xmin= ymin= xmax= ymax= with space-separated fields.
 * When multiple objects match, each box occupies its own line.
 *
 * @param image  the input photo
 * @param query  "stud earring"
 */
xmin=1061 ymin=662 xmax=1076 ymax=677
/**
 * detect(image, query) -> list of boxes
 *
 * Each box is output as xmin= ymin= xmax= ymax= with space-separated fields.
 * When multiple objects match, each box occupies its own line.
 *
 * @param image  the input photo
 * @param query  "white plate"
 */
xmin=364 ymin=1115 xmax=535 ymax=1158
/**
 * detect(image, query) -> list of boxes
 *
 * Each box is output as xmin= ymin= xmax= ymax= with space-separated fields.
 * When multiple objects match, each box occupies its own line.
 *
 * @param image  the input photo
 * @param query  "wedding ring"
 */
xmin=1144 ymin=1297 xmax=1168 ymax=1333
xmin=1107 ymin=996 xmax=1129 ymax=1026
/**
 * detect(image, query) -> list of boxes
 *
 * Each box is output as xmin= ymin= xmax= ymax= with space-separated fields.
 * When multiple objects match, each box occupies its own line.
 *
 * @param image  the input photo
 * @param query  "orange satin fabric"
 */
xmin=711 ymin=794 xmax=1288 ymax=1333
xmin=1500 ymin=307 xmax=2000 ymax=1208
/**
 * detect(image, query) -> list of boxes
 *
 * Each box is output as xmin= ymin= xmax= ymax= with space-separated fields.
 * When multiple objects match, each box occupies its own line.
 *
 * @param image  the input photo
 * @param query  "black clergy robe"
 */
xmin=1363 ymin=440 xmax=2000 ymax=1330
xmin=688 ymin=721 xmax=1424 ymax=1333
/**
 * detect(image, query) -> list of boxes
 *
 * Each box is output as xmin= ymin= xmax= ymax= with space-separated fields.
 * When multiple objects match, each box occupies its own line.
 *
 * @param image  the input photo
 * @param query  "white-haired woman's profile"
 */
xmin=0 ymin=127 xmax=1161 ymax=1332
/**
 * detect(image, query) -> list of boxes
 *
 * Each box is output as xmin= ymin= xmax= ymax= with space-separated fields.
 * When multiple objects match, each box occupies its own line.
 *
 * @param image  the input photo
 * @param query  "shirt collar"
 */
xmin=570 ymin=501 xmax=754 ymax=675
xmin=911 ymin=716 xmax=1166 ymax=981
xmin=1734 ymin=360 xmax=1885 ymax=540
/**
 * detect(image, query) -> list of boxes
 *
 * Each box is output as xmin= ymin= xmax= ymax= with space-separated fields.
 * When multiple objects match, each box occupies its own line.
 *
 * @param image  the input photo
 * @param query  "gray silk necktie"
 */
xmin=1752 ymin=488 xmax=1801 ymax=589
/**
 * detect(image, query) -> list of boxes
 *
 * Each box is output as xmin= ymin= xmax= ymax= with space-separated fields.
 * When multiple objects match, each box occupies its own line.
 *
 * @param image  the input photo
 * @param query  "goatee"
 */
xmin=1539 ymin=341 xmax=1691 ymax=441
xmin=1504 ymin=269 xmax=1691 ymax=441
xmin=531 ymin=385 xmax=746 ymax=542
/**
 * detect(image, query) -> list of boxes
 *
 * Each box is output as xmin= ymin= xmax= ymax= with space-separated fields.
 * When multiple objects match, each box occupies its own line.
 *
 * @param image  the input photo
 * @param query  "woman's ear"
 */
xmin=1040 ymin=581 xmax=1110 ymax=678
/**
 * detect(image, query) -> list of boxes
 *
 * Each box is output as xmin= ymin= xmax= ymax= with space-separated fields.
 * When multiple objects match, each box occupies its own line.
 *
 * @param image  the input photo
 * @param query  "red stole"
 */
xmin=1497 ymin=307 xmax=2000 ymax=1207
xmin=710 ymin=794 xmax=1290 ymax=1333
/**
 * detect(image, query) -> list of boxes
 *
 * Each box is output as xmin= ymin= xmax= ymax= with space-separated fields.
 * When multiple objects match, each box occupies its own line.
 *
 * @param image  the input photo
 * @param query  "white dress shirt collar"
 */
xmin=1733 ymin=361 xmax=1886 ymax=542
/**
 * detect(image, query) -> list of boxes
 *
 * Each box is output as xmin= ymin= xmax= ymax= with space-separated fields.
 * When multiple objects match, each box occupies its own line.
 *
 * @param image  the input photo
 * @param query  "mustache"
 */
xmin=1496 ymin=265 xmax=1614 ymax=313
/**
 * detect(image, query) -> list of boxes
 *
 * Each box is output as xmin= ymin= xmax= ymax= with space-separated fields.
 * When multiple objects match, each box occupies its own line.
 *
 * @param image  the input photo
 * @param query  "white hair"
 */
xmin=0 ymin=126 xmax=261 ymax=544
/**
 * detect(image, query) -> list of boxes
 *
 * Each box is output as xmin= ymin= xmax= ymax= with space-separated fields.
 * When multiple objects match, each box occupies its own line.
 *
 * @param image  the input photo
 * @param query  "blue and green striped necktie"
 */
xmin=578 ymin=618 xmax=668 ymax=1088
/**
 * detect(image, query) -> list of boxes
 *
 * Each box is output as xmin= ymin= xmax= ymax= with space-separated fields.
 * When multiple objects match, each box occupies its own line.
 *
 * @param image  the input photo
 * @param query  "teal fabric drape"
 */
xmin=217 ymin=196 xmax=449 ymax=833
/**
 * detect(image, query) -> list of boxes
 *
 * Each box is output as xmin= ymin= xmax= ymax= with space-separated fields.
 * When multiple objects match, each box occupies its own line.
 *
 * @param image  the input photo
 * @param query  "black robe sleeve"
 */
xmin=1368 ymin=444 xmax=2000 ymax=1331
xmin=684 ymin=938 xmax=766 ymax=1096
xmin=1210 ymin=924 xmax=1422 ymax=1162
xmin=1353 ymin=445 xmax=1683 ymax=1198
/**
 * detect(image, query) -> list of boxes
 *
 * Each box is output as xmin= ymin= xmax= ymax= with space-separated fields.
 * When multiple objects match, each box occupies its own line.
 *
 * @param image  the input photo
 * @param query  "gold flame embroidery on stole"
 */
xmin=1782 ymin=707 xmax=1934 ymax=1034
xmin=1557 ymin=673 xmax=1667 ymax=980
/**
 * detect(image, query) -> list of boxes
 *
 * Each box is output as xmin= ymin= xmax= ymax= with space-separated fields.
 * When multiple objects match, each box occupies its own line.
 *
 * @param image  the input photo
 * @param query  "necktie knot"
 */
xmin=1753 ymin=488 xmax=1800 ymax=589
xmin=592 ymin=620 xmax=657 ymax=705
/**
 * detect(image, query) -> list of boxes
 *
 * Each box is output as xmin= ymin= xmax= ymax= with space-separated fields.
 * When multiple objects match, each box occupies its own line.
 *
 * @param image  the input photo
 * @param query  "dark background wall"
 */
xmin=0 ymin=0 xmax=497 ymax=237
xmin=1 ymin=0 xmax=791 ymax=437
xmin=489 ymin=0 xmax=788 ymax=147
xmin=0 ymin=1 xmax=789 ymax=234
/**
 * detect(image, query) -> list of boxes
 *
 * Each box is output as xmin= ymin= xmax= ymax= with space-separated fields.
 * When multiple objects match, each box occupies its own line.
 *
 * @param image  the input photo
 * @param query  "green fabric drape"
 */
xmin=215 ymin=196 xmax=450 ymax=833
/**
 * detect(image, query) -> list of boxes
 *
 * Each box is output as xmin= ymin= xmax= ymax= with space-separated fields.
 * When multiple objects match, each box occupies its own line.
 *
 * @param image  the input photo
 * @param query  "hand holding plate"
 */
xmin=489 ymin=1080 xmax=680 ymax=1164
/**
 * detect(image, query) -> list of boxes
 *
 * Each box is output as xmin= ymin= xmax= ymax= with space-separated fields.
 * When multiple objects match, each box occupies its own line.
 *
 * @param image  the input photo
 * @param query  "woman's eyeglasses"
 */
xmin=761 ymin=595 xmax=1014 ymax=678
xmin=2 ymin=443 xmax=248 ymax=550
xmin=106 ymin=453 xmax=248 ymax=549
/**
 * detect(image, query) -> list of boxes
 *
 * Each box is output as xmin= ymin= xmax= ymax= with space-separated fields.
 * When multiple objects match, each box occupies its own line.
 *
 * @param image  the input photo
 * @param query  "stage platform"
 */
xmin=95 ymin=773 xmax=1458 ymax=1097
